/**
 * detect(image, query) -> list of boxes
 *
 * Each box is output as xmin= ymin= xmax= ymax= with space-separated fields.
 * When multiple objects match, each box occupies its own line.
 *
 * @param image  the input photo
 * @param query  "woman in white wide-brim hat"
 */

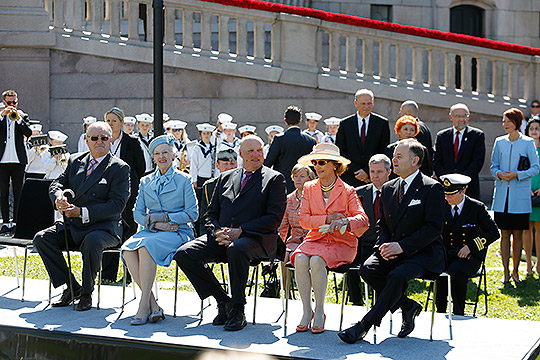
xmin=291 ymin=143 xmax=369 ymax=334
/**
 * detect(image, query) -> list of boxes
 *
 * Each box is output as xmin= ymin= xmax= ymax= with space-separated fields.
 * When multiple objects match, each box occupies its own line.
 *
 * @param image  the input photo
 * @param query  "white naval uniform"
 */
xmin=218 ymin=137 xmax=241 ymax=166
xmin=302 ymin=129 xmax=324 ymax=143
xmin=321 ymin=133 xmax=336 ymax=144
xmin=25 ymin=146 xmax=52 ymax=177
xmin=137 ymin=133 xmax=154 ymax=173
xmin=77 ymin=133 xmax=89 ymax=153
xmin=45 ymin=152 xmax=69 ymax=179
xmin=189 ymin=140 xmax=217 ymax=184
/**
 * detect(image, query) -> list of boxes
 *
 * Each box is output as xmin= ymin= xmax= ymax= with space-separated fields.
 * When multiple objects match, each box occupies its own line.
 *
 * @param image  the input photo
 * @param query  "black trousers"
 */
xmin=435 ymin=256 xmax=482 ymax=315
xmin=33 ymin=223 xmax=120 ymax=295
xmin=174 ymin=234 xmax=267 ymax=305
xmin=0 ymin=163 xmax=25 ymax=223
xmin=360 ymin=252 xmax=427 ymax=326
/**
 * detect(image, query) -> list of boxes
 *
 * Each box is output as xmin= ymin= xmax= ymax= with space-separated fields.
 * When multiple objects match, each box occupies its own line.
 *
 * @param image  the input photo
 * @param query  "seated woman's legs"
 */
xmin=294 ymin=253 xmax=313 ymax=327
xmin=310 ymin=256 xmax=328 ymax=329
xmin=123 ymin=247 xmax=159 ymax=318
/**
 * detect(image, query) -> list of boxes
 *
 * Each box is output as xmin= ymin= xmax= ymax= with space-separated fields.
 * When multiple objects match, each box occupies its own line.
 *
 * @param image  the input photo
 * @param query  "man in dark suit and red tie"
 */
xmin=336 ymin=89 xmax=390 ymax=187
xmin=175 ymin=135 xmax=287 ymax=331
xmin=33 ymin=122 xmax=130 ymax=311
xmin=339 ymin=138 xmax=445 ymax=343
xmin=433 ymin=103 xmax=486 ymax=200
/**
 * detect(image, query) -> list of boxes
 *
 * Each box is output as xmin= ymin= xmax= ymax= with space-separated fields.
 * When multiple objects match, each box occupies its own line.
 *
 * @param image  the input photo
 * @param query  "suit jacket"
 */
xmin=264 ymin=127 xmax=316 ymax=193
xmin=356 ymin=184 xmax=378 ymax=252
xmin=376 ymin=172 xmax=445 ymax=274
xmin=336 ymin=112 xmax=390 ymax=187
xmin=0 ymin=114 xmax=32 ymax=165
xmin=443 ymin=195 xmax=499 ymax=262
xmin=119 ymin=133 xmax=146 ymax=202
xmin=433 ymin=126 xmax=485 ymax=199
xmin=49 ymin=152 xmax=130 ymax=242
xmin=204 ymin=166 xmax=287 ymax=260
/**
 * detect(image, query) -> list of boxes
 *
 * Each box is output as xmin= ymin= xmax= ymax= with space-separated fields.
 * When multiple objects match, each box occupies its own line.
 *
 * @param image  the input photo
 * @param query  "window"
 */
xmin=370 ymin=5 xmax=391 ymax=23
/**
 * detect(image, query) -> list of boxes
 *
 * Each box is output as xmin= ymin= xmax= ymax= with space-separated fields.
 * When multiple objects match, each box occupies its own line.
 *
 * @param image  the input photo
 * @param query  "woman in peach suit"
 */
xmin=291 ymin=143 xmax=369 ymax=334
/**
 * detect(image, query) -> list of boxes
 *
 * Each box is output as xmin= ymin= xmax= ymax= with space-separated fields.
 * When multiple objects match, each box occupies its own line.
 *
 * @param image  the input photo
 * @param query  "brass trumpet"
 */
xmin=8 ymin=110 xmax=19 ymax=121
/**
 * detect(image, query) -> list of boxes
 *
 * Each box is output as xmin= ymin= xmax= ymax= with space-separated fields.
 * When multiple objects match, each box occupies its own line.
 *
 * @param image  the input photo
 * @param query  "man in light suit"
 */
xmin=33 ymin=122 xmax=130 ymax=311
xmin=175 ymin=135 xmax=287 ymax=331
xmin=339 ymin=138 xmax=445 ymax=343
xmin=265 ymin=105 xmax=316 ymax=193
xmin=433 ymin=103 xmax=485 ymax=200
xmin=336 ymin=89 xmax=390 ymax=187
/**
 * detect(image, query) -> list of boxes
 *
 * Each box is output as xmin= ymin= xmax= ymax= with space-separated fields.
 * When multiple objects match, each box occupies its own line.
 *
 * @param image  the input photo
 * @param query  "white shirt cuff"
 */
xmin=81 ymin=207 xmax=90 ymax=224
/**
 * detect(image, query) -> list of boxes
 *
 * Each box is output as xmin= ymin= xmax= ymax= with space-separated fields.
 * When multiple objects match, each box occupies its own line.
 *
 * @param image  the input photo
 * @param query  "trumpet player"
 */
xmin=45 ymin=130 xmax=70 ymax=180
xmin=0 ymin=90 xmax=32 ymax=234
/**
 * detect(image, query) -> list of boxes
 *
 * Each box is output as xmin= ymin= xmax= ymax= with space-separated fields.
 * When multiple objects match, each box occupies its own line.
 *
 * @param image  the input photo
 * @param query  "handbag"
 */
xmin=260 ymin=263 xmax=280 ymax=298
xmin=532 ymin=194 xmax=540 ymax=207
xmin=517 ymin=155 xmax=530 ymax=171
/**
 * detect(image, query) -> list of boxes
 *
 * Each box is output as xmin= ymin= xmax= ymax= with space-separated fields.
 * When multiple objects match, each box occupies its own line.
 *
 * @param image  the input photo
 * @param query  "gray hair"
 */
xmin=396 ymin=138 xmax=424 ymax=166
xmin=355 ymin=89 xmax=374 ymax=101
xmin=239 ymin=134 xmax=264 ymax=150
xmin=401 ymin=100 xmax=419 ymax=116
xmin=87 ymin=121 xmax=112 ymax=137
xmin=449 ymin=103 xmax=470 ymax=116
xmin=369 ymin=154 xmax=391 ymax=171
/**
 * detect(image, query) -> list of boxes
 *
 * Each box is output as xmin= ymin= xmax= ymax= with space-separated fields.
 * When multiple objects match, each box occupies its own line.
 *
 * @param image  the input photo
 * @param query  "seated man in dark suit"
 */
xmin=348 ymin=154 xmax=392 ymax=304
xmin=339 ymin=139 xmax=445 ymax=343
xmin=264 ymin=105 xmax=317 ymax=193
xmin=436 ymin=174 xmax=499 ymax=315
xmin=33 ymin=122 xmax=130 ymax=311
xmin=175 ymin=135 xmax=287 ymax=331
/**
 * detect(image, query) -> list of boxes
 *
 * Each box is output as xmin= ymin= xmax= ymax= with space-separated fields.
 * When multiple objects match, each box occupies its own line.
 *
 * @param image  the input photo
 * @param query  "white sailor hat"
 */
xmin=238 ymin=125 xmax=257 ymax=134
xmin=48 ymin=130 xmax=68 ymax=142
xmin=83 ymin=116 xmax=97 ymax=125
xmin=135 ymin=113 xmax=153 ymax=123
xmin=124 ymin=116 xmax=136 ymax=124
xmin=222 ymin=122 xmax=237 ymax=130
xmin=440 ymin=173 xmax=471 ymax=195
xmin=305 ymin=112 xmax=323 ymax=121
xmin=324 ymin=117 xmax=341 ymax=126
xmin=196 ymin=123 xmax=216 ymax=132
xmin=265 ymin=125 xmax=284 ymax=135
xmin=163 ymin=120 xmax=173 ymax=130
xmin=218 ymin=113 xmax=233 ymax=123
xmin=30 ymin=124 xmax=42 ymax=132
xmin=169 ymin=120 xmax=187 ymax=130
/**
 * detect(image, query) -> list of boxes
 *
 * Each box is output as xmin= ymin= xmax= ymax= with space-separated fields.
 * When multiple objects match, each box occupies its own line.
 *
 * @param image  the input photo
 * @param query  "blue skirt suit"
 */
xmin=122 ymin=166 xmax=199 ymax=266
xmin=491 ymin=134 xmax=540 ymax=230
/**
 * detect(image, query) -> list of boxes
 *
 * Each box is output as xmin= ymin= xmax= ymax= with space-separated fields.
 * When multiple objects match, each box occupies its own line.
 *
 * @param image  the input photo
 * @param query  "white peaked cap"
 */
xmin=83 ymin=116 xmax=97 ymax=124
xmin=124 ymin=116 xmax=136 ymax=124
xmin=324 ymin=117 xmax=341 ymax=126
xmin=196 ymin=123 xmax=216 ymax=132
xmin=305 ymin=112 xmax=323 ymax=121
xmin=30 ymin=124 xmax=42 ymax=131
xmin=48 ymin=130 xmax=68 ymax=142
xmin=136 ymin=113 xmax=153 ymax=123
xmin=222 ymin=122 xmax=237 ymax=130
xmin=238 ymin=125 xmax=257 ymax=134
xmin=169 ymin=120 xmax=187 ymax=130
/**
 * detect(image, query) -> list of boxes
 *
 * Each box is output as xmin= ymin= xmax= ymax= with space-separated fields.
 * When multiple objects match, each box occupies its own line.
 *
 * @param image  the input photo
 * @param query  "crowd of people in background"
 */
xmin=1 ymin=86 xmax=540 ymax=342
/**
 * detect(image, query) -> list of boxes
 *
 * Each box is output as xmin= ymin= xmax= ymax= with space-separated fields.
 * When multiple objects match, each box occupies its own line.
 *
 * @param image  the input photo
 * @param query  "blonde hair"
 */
xmin=291 ymin=163 xmax=316 ymax=180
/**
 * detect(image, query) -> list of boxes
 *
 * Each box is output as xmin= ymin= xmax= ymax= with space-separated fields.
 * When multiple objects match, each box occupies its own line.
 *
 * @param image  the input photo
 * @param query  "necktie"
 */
xmin=398 ymin=180 xmax=405 ymax=204
xmin=240 ymin=171 xmax=253 ymax=191
xmin=86 ymin=158 xmax=97 ymax=179
xmin=454 ymin=131 xmax=460 ymax=163
xmin=374 ymin=190 xmax=381 ymax=221
xmin=453 ymin=205 xmax=460 ymax=219
xmin=360 ymin=118 xmax=366 ymax=148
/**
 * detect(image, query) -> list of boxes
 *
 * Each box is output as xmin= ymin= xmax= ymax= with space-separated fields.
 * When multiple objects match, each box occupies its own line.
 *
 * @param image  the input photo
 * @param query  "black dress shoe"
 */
xmin=212 ymin=301 xmax=232 ymax=326
xmin=52 ymin=287 xmax=82 ymax=307
xmin=0 ymin=225 xmax=9 ymax=234
xmin=338 ymin=321 xmax=370 ymax=344
xmin=76 ymin=294 xmax=92 ymax=311
xmin=398 ymin=301 xmax=422 ymax=338
xmin=224 ymin=308 xmax=247 ymax=331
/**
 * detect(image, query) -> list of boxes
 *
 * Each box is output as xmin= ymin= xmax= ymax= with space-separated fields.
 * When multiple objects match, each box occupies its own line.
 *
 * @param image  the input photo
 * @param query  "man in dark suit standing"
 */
xmin=0 ymin=90 xmax=32 ymax=234
xmin=433 ymin=103 xmax=485 ymax=200
xmin=101 ymin=107 xmax=146 ymax=283
xmin=336 ymin=89 xmax=390 ymax=187
xmin=265 ymin=106 xmax=316 ymax=193
xmin=339 ymin=139 xmax=445 ymax=343
xmin=175 ymin=135 xmax=287 ymax=331
xmin=436 ymin=174 xmax=499 ymax=315
xmin=399 ymin=100 xmax=433 ymax=176
xmin=347 ymin=154 xmax=392 ymax=304
xmin=33 ymin=122 xmax=130 ymax=311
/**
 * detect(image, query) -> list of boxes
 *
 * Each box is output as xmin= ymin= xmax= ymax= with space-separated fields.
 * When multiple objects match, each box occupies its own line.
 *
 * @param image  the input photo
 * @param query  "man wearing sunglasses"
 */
xmin=0 ymin=89 xmax=32 ymax=234
xmin=33 ymin=122 xmax=130 ymax=311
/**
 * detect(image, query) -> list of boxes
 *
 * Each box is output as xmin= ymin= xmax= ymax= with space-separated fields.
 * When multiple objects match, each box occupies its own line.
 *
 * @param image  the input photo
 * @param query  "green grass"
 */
xmin=1 ymin=241 xmax=539 ymax=321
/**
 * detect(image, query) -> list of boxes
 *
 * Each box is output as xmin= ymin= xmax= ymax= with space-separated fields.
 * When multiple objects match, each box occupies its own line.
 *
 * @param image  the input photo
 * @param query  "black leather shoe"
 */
xmin=212 ymin=302 xmax=232 ymax=326
xmin=398 ymin=301 xmax=422 ymax=338
xmin=224 ymin=308 xmax=247 ymax=331
xmin=338 ymin=321 xmax=370 ymax=344
xmin=76 ymin=294 xmax=92 ymax=311
xmin=52 ymin=287 xmax=82 ymax=307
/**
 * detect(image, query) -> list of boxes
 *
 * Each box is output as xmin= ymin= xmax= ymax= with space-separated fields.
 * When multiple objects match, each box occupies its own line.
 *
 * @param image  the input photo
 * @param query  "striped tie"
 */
xmin=86 ymin=158 xmax=97 ymax=179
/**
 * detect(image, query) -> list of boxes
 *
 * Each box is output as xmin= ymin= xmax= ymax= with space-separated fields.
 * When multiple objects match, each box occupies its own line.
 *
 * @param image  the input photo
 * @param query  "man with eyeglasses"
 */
xmin=33 ymin=122 xmax=130 ymax=311
xmin=433 ymin=103 xmax=485 ymax=200
xmin=0 ymin=89 xmax=32 ymax=234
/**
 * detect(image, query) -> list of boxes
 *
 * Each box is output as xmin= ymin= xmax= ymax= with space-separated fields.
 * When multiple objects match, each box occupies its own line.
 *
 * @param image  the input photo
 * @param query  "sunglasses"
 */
xmin=311 ymin=160 xmax=329 ymax=166
xmin=532 ymin=105 xmax=540 ymax=108
xmin=88 ymin=135 xmax=110 ymax=142
xmin=4 ymin=100 xmax=17 ymax=106
xmin=172 ymin=129 xmax=182 ymax=132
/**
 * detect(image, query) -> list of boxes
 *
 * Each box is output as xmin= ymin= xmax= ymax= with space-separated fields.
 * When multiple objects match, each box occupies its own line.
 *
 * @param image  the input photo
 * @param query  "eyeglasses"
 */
xmin=4 ymin=100 xmax=17 ymax=106
xmin=311 ymin=160 xmax=329 ymax=166
xmin=88 ymin=135 xmax=110 ymax=142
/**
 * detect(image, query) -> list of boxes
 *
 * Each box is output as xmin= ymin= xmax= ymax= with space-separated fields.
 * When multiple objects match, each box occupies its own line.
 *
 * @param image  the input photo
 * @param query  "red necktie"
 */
xmin=360 ymin=119 xmax=366 ymax=148
xmin=240 ymin=171 xmax=253 ymax=191
xmin=373 ymin=190 xmax=381 ymax=221
xmin=454 ymin=131 xmax=460 ymax=163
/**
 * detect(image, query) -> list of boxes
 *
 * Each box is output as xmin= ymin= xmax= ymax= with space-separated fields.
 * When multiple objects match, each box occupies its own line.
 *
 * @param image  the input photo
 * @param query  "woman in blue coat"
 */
xmin=122 ymin=134 xmax=198 ymax=325
xmin=491 ymin=108 xmax=540 ymax=284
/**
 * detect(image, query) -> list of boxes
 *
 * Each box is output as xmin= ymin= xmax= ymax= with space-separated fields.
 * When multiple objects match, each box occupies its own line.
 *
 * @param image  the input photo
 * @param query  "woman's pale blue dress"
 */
xmin=121 ymin=166 xmax=198 ymax=266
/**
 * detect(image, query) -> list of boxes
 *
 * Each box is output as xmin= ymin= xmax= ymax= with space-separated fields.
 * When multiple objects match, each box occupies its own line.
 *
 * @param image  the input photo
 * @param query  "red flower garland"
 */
xmin=202 ymin=0 xmax=540 ymax=56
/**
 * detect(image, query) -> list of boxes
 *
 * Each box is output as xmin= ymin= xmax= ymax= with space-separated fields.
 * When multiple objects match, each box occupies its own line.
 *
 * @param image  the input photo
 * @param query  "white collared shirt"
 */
xmin=372 ymin=185 xmax=382 ymax=204
xmin=400 ymin=169 xmax=420 ymax=195
xmin=452 ymin=126 xmax=467 ymax=150
xmin=110 ymin=132 xmax=123 ymax=157
xmin=1 ymin=116 xmax=20 ymax=163
xmin=356 ymin=113 xmax=371 ymax=138
xmin=452 ymin=197 xmax=465 ymax=217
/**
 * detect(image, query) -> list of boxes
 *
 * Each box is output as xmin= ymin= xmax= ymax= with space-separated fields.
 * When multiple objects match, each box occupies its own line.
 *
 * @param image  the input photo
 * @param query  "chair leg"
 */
xmin=220 ymin=263 xmax=228 ymax=292
xmin=121 ymin=263 xmax=126 ymax=312
xmin=373 ymin=291 xmax=377 ymax=344
xmin=97 ymin=257 xmax=103 ymax=310
xmin=339 ymin=272 xmax=348 ymax=331
xmin=447 ymin=274 xmax=453 ymax=340
xmin=284 ymin=267 xmax=291 ymax=336
xmin=483 ymin=265 xmax=488 ymax=316
xmin=425 ymin=282 xmax=433 ymax=311
xmin=22 ymin=247 xmax=29 ymax=302
xmin=174 ymin=264 xmax=179 ymax=318
xmin=13 ymin=248 xmax=20 ymax=288
xmin=154 ymin=278 xmax=159 ymax=301
xmin=430 ymin=281 xmax=436 ymax=342
xmin=473 ymin=274 xmax=481 ymax=317
xmin=364 ymin=280 xmax=370 ymax=312
xmin=253 ymin=265 xmax=259 ymax=325
xmin=48 ymin=279 xmax=52 ymax=305
xmin=333 ymin=273 xmax=339 ymax=303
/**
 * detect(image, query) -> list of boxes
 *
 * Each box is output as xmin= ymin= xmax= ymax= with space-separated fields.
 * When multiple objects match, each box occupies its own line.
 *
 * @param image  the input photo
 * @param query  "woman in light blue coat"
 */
xmin=122 ymin=135 xmax=198 ymax=325
xmin=491 ymin=108 xmax=540 ymax=284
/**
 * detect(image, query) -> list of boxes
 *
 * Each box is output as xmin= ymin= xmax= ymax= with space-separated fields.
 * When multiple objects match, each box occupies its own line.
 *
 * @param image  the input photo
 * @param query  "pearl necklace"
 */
xmin=321 ymin=177 xmax=337 ymax=192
